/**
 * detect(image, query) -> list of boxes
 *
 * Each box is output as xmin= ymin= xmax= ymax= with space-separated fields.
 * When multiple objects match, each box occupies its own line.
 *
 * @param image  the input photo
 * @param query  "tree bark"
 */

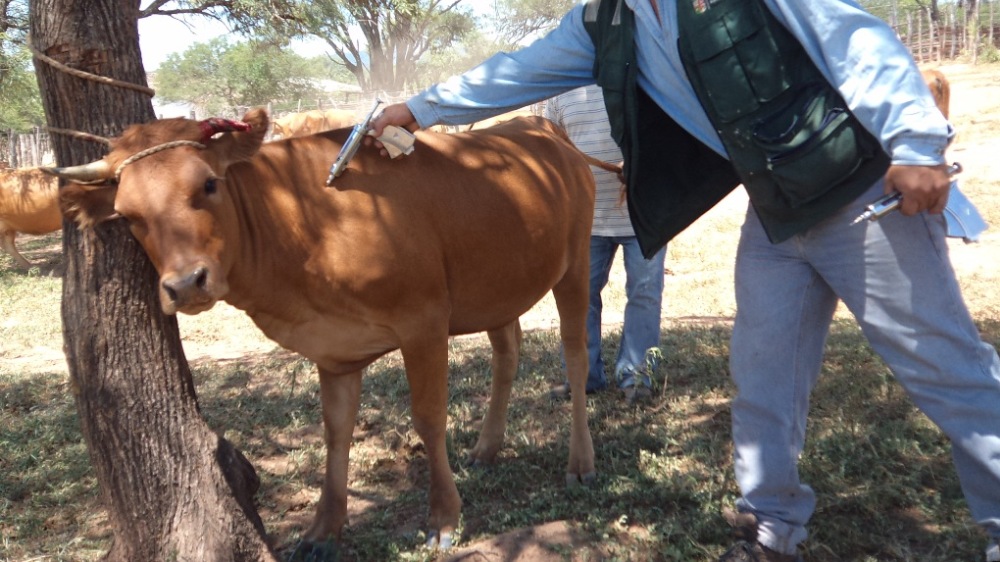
xmin=30 ymin=2 xmax=277 ymax=561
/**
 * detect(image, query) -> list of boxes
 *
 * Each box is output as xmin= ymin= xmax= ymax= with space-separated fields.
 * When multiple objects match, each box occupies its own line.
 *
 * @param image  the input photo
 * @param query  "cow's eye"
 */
xmin=204 ymin=177 xmax=218 ymax=195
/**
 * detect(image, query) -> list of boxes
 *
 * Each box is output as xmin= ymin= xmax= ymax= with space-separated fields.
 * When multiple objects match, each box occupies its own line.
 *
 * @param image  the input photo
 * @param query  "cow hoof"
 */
xmin=287 ymin=538 xmax=341 ymax=562
xmin=426 ymin=529 xmax=454 ymax=550
xmin=565 ymin=470 xmax=597 ymax=488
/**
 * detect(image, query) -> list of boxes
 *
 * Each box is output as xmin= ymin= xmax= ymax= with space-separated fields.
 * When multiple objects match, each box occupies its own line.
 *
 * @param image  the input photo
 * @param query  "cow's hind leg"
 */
xmin=551 ymin=259 xmax=597 ymax=486
xmin=299 ymin=368 xmax=362 ymax=557
xmin=468 ymin=320 xmax=522 ymax=465
xmin=0 ymin=228 xmax=32 ymax=269
xmin=399 ymin=334 xmax=462 ymax=548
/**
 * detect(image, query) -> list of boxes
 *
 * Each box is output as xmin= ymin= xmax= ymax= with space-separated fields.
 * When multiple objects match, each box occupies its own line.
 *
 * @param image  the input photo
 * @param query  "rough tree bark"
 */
xmin=30 ymin=2 xmax=278 ymax=560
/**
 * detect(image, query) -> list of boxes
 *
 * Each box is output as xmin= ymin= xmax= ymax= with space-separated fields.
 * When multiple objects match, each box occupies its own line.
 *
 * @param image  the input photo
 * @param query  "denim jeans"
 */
xmin=729 ymin=180 xmax=1000 ymax=554
xmin=585 ymin=235 xmax=667 ymax=391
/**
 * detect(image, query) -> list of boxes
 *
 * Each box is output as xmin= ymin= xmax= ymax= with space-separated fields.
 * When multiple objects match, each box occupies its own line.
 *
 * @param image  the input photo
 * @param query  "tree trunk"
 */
xmin=30 ymin=2 xmax=278 ymax=561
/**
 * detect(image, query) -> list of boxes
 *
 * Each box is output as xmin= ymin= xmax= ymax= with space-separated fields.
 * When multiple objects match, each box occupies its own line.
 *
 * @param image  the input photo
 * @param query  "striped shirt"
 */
xmin=545 ymin=85 xmax=634 ymax=237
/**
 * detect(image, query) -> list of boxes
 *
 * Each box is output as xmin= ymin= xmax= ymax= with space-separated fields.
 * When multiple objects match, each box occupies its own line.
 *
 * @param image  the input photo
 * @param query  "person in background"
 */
xmin=368 ymin=0 xmax=1000 ymax=560
xmin=545 ymin=84 xmax=666 ymax=404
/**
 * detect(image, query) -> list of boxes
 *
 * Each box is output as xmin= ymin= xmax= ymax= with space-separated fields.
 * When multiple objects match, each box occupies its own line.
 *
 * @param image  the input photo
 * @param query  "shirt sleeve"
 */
xmin=406 ymin=4 xmax=598 ymax=129
xmin=763 ymin=0 xmax=952 ymax=166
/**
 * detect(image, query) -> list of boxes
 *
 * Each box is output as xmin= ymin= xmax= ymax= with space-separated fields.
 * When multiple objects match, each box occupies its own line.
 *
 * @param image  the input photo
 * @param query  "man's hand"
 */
xmin=884 ymin=164 xmax=952 ymax=216
xmin=368 ymin=103 xmax=420 ymax=157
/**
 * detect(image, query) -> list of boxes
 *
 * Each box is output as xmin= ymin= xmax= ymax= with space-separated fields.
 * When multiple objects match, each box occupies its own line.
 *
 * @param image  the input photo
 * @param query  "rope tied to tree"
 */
xmin=44 ymin=126 xmax=111 ymax=146
xmin=114 ymin=140 xmax=206 ymax=181
xmin=28 ymin=37 xmax=156 ymax=151
xmin=28 ymin=41 xmax=156 ymax=98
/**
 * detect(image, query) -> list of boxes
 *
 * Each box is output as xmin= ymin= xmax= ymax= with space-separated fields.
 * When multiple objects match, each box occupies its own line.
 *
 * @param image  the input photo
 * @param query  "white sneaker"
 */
xmin=987 ymin=541 xmax=1000 ymax=562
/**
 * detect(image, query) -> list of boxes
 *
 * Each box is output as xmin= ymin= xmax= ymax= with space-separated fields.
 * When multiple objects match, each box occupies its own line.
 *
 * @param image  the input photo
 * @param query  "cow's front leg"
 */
xmin=468 ymin=320 xmax=522 ymax=465
xmin=303 ymin=369 xmax=362 ymax=545
xmin=399 ymin=336 xmax=460 ymax=548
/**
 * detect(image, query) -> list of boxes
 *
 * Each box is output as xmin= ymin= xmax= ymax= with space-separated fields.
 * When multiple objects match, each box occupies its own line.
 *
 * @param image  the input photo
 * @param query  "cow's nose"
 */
xmin=161 ymin=266 xmax=209 ymax=304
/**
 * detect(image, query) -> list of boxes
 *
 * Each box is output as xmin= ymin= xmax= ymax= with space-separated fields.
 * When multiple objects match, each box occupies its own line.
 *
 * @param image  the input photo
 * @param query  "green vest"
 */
xmin=585 ymin=0 xmax=740 ymax=258
xmin=584 ymin=0 xmax=891 ymax=248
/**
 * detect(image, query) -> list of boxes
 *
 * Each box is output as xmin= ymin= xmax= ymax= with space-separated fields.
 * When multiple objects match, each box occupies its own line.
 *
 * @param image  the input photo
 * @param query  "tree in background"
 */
xmin=153 ymin=37 xmax=335 ymax=116
xmin=274 ymin=0 xmax=477 ymax=93
xmin=487 ymin=0 xmax=576 ymax=49
xmin=416 ymin=0 xmax=574 ymax=85
xmin=0 ymin=1 xmax=43 ymax=131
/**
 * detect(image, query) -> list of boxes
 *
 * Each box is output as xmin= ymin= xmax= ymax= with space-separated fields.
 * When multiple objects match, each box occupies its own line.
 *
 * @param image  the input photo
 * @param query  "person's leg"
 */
xmin=807 ymin=184 xmax=1000 ymax=548
xmin=614 ymin=237 xmax=666 ymax=389
xmin=585 ymin=236 xmax=616 ymax=392
xmin=729 ymin=206 xmax=838 ymax=556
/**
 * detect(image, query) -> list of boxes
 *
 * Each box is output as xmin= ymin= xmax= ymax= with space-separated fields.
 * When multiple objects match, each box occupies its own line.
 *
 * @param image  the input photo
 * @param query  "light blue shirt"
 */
xmin=406 ymin=0 xmax=951 ymax=167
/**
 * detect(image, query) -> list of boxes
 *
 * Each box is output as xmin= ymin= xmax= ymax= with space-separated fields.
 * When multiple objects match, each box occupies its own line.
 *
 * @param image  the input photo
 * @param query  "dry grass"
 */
xmin=2 ymin=63 xmax=1000 ymax=562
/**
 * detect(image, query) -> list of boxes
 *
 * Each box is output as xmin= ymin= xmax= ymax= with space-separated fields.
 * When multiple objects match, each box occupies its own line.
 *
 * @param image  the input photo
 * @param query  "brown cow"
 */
xmin=441 ymin=108 xmax=537 ymax=133
xmin=44 ymin=110 xmax=596 ymax=553
xmin=0 ymin=167 xmax=61 ymax=269
xmin=271 ymin=108 xmax=357 ymax=139
xmin=921 ymin=68 xmax=950 ymax=119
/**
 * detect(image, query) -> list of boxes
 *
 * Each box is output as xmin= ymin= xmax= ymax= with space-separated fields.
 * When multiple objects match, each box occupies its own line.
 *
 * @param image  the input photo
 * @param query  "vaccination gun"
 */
xmin=325 ymin=97 xmax=383 ymax=186
xmin=851 ymin=162 xmax=962 ymax=224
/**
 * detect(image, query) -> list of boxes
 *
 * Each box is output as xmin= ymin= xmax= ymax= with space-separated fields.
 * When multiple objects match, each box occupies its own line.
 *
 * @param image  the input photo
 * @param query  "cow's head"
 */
xmin=43 ymin=108 xmax=269 ymax=315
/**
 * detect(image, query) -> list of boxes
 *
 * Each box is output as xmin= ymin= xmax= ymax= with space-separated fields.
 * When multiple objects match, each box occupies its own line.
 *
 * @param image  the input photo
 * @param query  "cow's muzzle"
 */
xmin=160 ymin=266 xmax=217 ymax=314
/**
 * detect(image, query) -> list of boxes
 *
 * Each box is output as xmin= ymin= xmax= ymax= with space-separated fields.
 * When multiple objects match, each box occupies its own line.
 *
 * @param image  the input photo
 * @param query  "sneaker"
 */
xmin=619 ymin=373 xmax=652 ymax=405
xmin=718 ymin=509 xmax=803 ymax=562
xmin=987 ymin=540 xmax=999 ymax=562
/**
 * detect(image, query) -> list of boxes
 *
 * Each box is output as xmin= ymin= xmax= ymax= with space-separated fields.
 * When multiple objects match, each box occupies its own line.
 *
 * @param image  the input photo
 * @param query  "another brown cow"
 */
xmin=921 ymin=68 xmax=950 ymax=118
xmin=271 ymin=108 xmax=357 ymax=139
xmin=0 ymin=167 xmax=61 ymax=269
xmin=45 ymin=110 xmax=596 ymax=553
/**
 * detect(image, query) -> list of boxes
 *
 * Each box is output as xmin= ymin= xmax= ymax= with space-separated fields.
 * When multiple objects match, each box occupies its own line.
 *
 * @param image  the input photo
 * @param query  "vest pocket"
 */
xmin=752 ymin=87 xmax=876 ymax=208
xmin=687 ymin=1 xmax=789 ymax=122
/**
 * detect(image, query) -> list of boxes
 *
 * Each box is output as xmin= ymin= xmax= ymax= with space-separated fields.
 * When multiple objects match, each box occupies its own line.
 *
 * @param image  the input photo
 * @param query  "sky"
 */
xmin=137 ymin=15 xmax=326 ymax=71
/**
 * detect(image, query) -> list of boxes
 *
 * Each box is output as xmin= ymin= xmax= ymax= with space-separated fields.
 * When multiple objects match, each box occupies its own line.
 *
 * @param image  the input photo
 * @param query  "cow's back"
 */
xmin=245 ymin=116 xmax=595 ymax=348
xmin=408 ymin=117 xmax=595 ymax=332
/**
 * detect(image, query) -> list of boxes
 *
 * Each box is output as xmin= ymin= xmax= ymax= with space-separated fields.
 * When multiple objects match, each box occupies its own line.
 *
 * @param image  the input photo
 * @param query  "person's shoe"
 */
xmin=619 ymin=373 xmax=652 ymax=405
xmin=548 ymin=381 xmax=606 ymax=401
xmin=987 ymin=540 xmax=999 ymax=562
xmin=718 ymin=509 xmax=803 ymax=562
xmin=718 ymin=541 xmax=801 ymax=562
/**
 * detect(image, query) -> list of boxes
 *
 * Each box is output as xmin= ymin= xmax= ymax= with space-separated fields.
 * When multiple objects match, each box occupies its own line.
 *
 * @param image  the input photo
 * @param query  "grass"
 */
xmin=3 ymin=63 xmax=1000 ymax=562
xmin=3 ymin=313 xmax=997 ymax=561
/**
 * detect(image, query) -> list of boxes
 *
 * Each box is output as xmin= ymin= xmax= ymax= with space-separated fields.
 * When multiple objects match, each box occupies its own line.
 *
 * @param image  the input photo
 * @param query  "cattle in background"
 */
xmin=0 ymin=167 xmax=60 ymax=269
xmin=45 ymin=110 xmax=597 ymax=554
xmin=922 ymin=68 xmax=951 ymax=118
xmin=435 ymin=108 xmax=537 ymax=134
xmin=270 ymin=108 xmax=357 ymax=139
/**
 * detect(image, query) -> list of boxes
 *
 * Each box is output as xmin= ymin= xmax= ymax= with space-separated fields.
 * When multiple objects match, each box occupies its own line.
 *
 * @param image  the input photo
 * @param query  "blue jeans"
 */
xmin=729 ymin=180 xmax=1000 ymax=555
xmin=585 ymin=236 xmax=666 ymax=391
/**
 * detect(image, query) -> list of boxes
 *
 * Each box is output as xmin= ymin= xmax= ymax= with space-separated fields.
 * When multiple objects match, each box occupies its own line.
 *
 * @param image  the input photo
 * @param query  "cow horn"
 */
xmin=40 ymin=159 xmax=113 ymax=183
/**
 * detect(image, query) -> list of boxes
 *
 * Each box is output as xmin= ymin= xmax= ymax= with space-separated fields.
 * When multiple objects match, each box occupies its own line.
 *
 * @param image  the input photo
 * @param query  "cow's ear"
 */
xmin=206 ymin=108 xmax=268 ymax=172
xmin=59 ymin=183 xmax=120 ymax=228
